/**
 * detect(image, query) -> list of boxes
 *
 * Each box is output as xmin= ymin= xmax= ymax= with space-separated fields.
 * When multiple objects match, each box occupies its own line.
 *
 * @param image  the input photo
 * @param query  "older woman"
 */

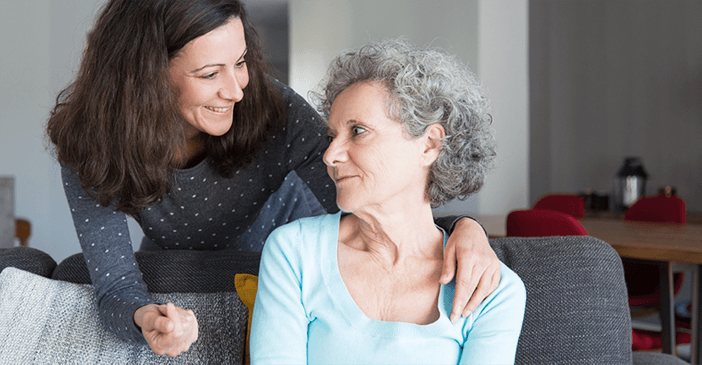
xmin=251 ymin=39 xmax=526 ymax=364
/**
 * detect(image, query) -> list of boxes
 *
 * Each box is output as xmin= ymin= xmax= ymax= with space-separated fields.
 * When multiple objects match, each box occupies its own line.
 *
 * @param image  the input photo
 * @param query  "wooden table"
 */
xmin=580 ymin=219 xmax=702 ymax=362
xmin=473 ymin=213 xmax=702 ymax=361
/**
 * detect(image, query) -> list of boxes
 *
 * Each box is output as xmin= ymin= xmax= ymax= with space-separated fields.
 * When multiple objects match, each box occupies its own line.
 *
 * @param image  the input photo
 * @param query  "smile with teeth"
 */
xmin=205 ymin=106 xmax=231 ymax=113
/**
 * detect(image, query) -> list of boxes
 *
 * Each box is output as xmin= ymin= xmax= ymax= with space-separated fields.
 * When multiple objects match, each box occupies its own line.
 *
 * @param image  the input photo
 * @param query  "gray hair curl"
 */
xmin=313 ymin=38 xmax=496 ymax=207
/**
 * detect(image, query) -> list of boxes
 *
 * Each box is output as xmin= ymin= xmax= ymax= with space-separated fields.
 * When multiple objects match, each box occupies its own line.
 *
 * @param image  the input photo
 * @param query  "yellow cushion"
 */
xmin=235 ymin=273 xmax=258 ymax=365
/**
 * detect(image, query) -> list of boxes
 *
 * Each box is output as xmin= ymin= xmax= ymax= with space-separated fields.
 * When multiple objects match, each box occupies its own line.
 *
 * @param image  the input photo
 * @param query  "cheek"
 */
xmin=240 ymin=66 xmax=250 ymax=90
xmin=177 ymin=84 xmax=198 ymax=107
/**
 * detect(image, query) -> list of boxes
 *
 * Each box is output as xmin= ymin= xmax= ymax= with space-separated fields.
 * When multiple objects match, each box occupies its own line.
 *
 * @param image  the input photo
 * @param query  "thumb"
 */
xmin=166 ymin=303 xmax=184 ymax=336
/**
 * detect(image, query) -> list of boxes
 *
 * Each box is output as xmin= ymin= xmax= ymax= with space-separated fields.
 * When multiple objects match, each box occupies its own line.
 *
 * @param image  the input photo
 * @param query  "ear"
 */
xmin=419 ymin=123 xmax=445 ymax=166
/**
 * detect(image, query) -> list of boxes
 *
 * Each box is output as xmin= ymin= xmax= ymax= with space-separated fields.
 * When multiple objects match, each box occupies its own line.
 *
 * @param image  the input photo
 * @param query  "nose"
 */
xmin=219 ymin=72 xmax=245 ymax=102
xmin=323 ymin=137 xmax=346 ymax=167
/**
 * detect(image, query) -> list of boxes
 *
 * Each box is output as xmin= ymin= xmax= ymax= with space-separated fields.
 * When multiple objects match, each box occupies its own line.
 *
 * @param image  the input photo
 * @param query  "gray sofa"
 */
xmin=0 ymin=236 xmax=689 ymax=364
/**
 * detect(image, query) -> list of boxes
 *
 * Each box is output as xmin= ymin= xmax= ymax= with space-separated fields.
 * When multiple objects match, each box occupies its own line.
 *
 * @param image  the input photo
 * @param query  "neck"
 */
xmin=340 ymin=199 xmax=443 ymax=265
xmin=174 ymin=133 xmax=206 ymax=169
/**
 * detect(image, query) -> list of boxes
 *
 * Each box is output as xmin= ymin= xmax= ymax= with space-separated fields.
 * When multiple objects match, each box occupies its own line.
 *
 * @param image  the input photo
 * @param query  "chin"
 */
xmin=335 ymin=198 xmax=357 ymax=214
xmin=204 ymin=124 xmax=233 ymax=137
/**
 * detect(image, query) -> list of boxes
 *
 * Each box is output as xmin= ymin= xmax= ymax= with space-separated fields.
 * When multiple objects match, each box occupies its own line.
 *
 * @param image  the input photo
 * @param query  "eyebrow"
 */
xmin=189 ymin=48 xmax=248 ymax=74
xmin=326 ymin=119 xmax=359 ymax=135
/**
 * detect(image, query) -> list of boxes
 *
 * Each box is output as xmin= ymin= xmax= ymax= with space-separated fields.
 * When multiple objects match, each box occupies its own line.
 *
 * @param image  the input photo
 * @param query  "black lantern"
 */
xmin=614 ymin=157 xmax=648 ymax=211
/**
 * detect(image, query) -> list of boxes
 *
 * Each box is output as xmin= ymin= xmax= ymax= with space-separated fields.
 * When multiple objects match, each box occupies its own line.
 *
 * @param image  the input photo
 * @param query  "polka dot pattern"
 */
xmin=59 ymin=81 xmax=337 ymax=343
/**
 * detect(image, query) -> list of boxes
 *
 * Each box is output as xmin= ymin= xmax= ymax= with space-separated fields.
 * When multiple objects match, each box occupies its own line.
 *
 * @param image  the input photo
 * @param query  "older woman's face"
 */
xmin=169 ymin=17 xmax=249 ymax=142
xmin=323 ymin=81 xmax=429 ymax=213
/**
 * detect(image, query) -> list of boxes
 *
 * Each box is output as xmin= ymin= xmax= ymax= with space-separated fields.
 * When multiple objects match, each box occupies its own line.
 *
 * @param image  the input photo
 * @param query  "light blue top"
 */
xmin=251 ymin=213 xmax=526 ymax=364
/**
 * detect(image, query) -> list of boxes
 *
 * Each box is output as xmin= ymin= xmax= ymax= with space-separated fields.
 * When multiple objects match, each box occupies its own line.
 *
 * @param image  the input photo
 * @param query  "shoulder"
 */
xmin=264 ymin=213 xmax=339 ymax=253
xmin=485 ymin=263 xmax=527 ymax=310
xmin=261 ymin=214 xmax=339 ymax=274
xmin=267 ymin=214 xmax=338 ymax=244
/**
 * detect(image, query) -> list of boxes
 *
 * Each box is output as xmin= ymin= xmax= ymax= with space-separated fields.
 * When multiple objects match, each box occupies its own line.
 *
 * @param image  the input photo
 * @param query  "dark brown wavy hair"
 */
xmin=47 ymin=0 xmax=284 ymax=216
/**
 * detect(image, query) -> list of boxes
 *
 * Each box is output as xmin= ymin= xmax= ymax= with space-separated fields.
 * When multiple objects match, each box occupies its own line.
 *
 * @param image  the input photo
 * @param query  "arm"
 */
xmin=250 ymin=223 xmax=309 ymax=364
xmin=63 ymin=167 xmax=199 ymax=353
xmin=438 ymin=216 xmax=501 ymax=322
xmin=61 ymin=167 xmax=154 ymax=343
xmin=459 ymin=264 xmax=526 ymax=364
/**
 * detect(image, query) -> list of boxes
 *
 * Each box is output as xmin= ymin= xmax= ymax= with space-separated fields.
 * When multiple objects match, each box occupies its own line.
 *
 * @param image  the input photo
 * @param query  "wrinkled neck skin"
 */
xmin=339 ymin=195 xmax=444 ymax=267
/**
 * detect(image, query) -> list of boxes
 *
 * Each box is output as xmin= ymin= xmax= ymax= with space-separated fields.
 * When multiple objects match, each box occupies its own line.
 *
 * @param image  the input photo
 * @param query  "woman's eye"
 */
xmin=236 ymin=60 xmax=247 ymax=68
xmin=351 ymin=126 xmax=367 ymax=135
xmin=201 ymin=73 xmax=217 ymax=80
xmin=326 ymin=135 xmax=335 ymax=143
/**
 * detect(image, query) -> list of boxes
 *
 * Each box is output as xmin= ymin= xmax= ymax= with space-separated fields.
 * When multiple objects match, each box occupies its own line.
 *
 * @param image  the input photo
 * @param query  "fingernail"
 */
xmin=464 ymin=310 xmax=472 ymax=318
xmin=450 ymin=313 xmax=458 ymax=323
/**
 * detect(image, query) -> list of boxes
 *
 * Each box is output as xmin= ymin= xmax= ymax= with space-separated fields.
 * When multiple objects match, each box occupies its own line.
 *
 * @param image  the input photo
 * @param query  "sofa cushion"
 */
xmin=0 ymin=246 xmax=56 ymax=278
xmin=490 ymin=236 xmax=632 ymax=364
xmin=235 ymin=273 xmax=258 ymax=365
xmin=0 ymin=267 xmax=247 ymax=364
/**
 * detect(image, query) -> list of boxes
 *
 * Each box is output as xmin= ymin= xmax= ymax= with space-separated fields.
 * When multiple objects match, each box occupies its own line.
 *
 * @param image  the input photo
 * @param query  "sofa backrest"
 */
xmin=52 ymin=249 xmax=261 ymax=293
xmin=0 ymin=246 xmax=56 ymax=277
xmin=491 ymin=236 xmax=632 ymax=364
xmin=3 ymin=237 xmax=633 ymax=364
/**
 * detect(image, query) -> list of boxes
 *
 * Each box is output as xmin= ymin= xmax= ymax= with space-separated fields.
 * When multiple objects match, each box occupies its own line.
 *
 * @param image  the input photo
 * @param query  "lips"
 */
xmin=205 ymin=106 xmax=232 ymax=113
xmin=334 ymin=175 xmax=355 ymax=183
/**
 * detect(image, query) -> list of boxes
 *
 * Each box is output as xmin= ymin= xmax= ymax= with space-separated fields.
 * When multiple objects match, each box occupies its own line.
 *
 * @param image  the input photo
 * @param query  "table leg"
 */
xmin=659 ymin=262 xmax=675 ymax=354
xmin=692 ymin=265 xmax=699 ymax=364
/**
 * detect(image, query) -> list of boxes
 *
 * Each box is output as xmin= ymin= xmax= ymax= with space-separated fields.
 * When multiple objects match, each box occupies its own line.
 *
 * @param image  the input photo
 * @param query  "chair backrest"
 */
xmin=490 ymin=236 xmax=631 ymax=363
xmin=624 ymin=195 xmax=686 ymax=224
xmin=506 ymin=209 xmax=588 ymax=237
xmin=15 ymin=219 xmax=31 ymax=247
xmin=533 ymin=194 xmax=585 ymax=219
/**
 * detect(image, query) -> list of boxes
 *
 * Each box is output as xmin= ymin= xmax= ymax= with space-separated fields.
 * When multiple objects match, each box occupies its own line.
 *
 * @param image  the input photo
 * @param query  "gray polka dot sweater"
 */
xmin=61 ymin=84 xmax=337 ymax=343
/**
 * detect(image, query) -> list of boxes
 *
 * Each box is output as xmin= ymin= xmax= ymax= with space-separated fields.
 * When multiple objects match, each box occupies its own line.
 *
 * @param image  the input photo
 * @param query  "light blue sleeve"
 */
xmin=250 ymin=222 xmax=309 ymax=364
xmin=459 ymin=264 xmax=526 ymax=364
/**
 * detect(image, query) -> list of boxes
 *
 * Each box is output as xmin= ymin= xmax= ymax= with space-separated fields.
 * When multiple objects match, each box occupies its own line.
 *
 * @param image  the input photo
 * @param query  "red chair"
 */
xmin=533 ymin=194 xmax=585 ymax=219
xmin=624 ymin=194 xmax=687 ymax=351
xmin=624 ymin=195 xmax=686 ymax=224
xmin=506 ymin=209 xmax=588 ymax=237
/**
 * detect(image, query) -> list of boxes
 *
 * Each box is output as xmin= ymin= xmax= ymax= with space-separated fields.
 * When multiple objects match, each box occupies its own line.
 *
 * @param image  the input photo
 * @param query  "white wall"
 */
xmin=0 ymin=0 xmax=145 ymax=263
xmin=475 ymin=0 xmax=529 ymax=214
xmin=1 ymin=0 xmax=82 ymax=262
xmin=289 ymin=0 xmax=529 ymax=215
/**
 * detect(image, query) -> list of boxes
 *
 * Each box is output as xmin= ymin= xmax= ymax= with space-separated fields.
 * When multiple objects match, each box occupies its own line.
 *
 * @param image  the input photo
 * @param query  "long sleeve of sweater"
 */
xmin=61 ymin=168 xmax=153 ymax=343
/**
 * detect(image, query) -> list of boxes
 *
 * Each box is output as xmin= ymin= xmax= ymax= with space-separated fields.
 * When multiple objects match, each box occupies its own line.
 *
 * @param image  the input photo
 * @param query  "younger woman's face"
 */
xmin=169 ymin=17 xmax=249 ymax=141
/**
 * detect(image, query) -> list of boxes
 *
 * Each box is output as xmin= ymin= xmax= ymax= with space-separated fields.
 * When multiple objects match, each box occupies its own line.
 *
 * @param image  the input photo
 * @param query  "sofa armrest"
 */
xmin=0 ymin=246 xmax=56 ymax=278
xmin=490 ymin=236 xmax=631 ymax=364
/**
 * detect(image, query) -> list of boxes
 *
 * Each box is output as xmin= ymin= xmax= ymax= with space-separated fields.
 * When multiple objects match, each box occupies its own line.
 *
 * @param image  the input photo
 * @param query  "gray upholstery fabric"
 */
xmin=1 ymin=236 xmax=691 ymax=364
xmin=0 ymin=246 xmax=56 ymax=278
xmin=0 ymin=268 xmax=246 ymax=364
xmin=633 ymin=352 xmax=690 ymax=365
xmin=52 ymin=249 xmax=261 ymax=293
xmin=490 ymin=236 xmax=633 ymax=364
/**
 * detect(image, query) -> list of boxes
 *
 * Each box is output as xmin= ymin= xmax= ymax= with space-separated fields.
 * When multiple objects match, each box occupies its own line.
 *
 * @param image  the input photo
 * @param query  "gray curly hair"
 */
xmin=313 ymin=38 xmax=496 ymax=207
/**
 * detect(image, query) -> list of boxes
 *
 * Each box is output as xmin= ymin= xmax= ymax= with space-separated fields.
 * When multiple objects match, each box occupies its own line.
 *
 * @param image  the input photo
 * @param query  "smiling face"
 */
xmin=323 ymin=81 xmax=435 ymax=214
xmin=169 ymin=17 xmax=249 ymax=142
